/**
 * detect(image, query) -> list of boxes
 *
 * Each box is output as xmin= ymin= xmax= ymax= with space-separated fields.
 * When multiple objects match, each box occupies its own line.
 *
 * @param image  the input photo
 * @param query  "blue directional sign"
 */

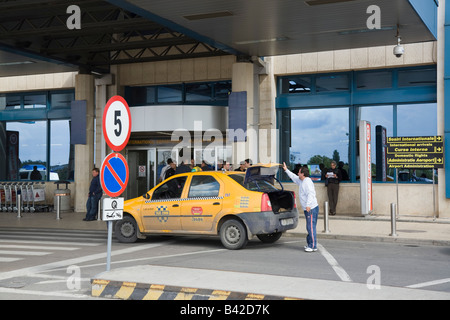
xmin=100 ymin=153 xmax=129 ymax=197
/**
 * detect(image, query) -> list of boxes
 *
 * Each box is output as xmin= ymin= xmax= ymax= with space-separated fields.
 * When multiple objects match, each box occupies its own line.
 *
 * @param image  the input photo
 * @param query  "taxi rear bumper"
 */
xmin=237 ymin=208 xmax=299 ymax=237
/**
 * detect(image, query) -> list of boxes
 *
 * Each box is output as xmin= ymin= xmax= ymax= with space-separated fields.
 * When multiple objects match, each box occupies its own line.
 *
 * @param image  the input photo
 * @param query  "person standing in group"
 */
xmin=84 ymin=168 xmax=102 ymax=221
xmin=324 ymin=160 xmax=342 ymax=216
xmin=283 ymin=162 xmax=319 ymax=252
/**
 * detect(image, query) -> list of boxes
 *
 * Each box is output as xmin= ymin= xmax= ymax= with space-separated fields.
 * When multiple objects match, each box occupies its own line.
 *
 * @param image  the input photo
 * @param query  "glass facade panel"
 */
xmin=186 ymin=83 xmax=212 ymax=102
xmin=280 ymin=77 xmax=312 ymax=94
xmin=397 ymin=103 xmax=438 ymax=183
xmin=214 ymin=81 xmax=232 ymax=100
xmin=158 ymin=84 xmax=183 ymax=103
xmin=278 ymin=66 xmax=437 ymax=183
xmin=2 ymin=95 xmax=21 ymax=110
xmin=50 ymin=120 xmax=73 ymax=181
xmin=356 ymin=71 xmax=392 ymax=90
xmin=316 ymin=74 xmax=349 ymax=92
xmin=290 ymin=107 xmax=349 ymax=176
xmin=0 ymin=90 xmax=73 ymax=181
xmin=6 ymin=121 xmax=47 ymax=180
xmin=24 ymin=94 xmax=46 ymax=109
xmin=51 ymin=92 xmax=75 ymax=109
xmin=398 ymin=68 xmax=437 ymax=87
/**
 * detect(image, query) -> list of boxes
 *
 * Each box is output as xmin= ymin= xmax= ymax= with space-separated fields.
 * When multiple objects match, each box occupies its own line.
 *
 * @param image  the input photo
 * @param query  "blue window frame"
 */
xmin=125 ymin=81 xmax=231 ymax=107
xmin=0 ymin=90 xmax=74 ymax=181
xmin=277 ymin=66 xmax=437 ymax=184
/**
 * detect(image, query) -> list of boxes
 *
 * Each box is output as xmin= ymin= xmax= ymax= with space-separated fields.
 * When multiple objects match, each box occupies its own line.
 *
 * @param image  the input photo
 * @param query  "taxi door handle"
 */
xmin=172 ymin=204 xmax=179 ymax=208
xmin=213 ymin=202 xmax=220 ymax=206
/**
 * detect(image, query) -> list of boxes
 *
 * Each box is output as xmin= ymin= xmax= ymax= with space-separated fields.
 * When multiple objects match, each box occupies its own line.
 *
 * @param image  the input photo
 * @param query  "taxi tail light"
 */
xmin=261 ymin=193 xmax=272 ymax=212
xmin=292 ymin=192 xmax=297 ymax=208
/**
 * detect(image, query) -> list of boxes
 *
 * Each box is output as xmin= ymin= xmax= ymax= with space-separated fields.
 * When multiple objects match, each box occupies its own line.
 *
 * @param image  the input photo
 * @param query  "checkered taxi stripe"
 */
xmin=91 ymin=279 xmax=301 ymax=300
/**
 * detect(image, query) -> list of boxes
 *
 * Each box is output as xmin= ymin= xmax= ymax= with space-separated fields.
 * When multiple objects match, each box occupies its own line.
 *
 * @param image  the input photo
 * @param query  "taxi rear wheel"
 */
xmin=220 ymin=219 xmax=248 ymax=250
xmin=115 ymin=215 xmax=138 ymax=243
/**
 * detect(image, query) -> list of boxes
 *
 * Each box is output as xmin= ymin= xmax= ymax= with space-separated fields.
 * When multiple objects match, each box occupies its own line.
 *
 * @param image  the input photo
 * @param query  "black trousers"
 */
xmin=327 ymin=182 xmax=340 ymax=214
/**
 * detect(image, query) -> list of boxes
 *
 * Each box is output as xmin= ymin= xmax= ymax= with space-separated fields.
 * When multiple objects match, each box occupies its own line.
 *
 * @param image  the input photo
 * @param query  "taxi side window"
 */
xmin=152 ymin=177 xmax=187 ymax=200
xmin=188 ymin=176 xmax=220 ymax=198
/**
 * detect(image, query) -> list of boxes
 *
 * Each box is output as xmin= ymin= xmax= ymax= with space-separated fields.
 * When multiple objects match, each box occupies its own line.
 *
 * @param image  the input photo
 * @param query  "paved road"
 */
xmin=0 ymin=228 xmax=449 ymax=299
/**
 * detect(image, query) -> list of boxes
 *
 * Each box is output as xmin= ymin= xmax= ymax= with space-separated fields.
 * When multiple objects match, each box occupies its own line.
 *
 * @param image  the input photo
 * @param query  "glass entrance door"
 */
xmin=157 ymin=148 xmax=178 ymax=183
xmin=126 ymin=149 xmax=156 ymax=200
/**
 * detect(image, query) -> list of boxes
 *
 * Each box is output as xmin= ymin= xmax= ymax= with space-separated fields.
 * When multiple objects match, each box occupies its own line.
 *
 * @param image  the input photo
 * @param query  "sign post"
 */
xmin=359 ymin=121 xmax=373 ymax=216
xmin=387 ymin=136 xmax=444 ymax=219
xmin=100 ymin=96 xmax=131 ymax=271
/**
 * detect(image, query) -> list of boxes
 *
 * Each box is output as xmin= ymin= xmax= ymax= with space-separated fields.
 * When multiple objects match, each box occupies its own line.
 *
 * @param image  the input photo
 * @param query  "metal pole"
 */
xmin=396 ymin=169 xmax=399 ymax=218
xmin=433 ymin=169 xmax=436 ymax=221
xmin=323 ymin=201 xmax=330 ymax=233
xmin=17 ymin=194 xmax=22 ymax=218
xmin=106 ymin=220 xmax=112 ymax=271
xmin=56 ymin=195 xmax=61 ymax=220
xmin=390 ymin=203 xmax=398 ymax=237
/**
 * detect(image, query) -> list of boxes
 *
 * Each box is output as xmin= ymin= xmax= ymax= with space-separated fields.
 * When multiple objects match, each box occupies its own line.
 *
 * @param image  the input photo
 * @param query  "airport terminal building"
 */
xmin=0 ymin=0 xmax=448 ymax=218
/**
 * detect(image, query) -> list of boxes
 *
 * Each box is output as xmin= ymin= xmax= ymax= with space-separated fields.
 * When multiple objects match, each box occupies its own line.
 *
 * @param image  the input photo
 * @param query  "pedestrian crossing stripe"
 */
xmin=91 ymin=279 xmax=302 ymax=300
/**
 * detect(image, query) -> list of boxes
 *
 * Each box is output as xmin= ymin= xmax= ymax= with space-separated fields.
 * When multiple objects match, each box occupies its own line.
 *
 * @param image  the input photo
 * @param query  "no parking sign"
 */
xmin=100 ymin=95 xmax=132 ymax=271
xmin=100 ymin=152 xmax=129 ymax=198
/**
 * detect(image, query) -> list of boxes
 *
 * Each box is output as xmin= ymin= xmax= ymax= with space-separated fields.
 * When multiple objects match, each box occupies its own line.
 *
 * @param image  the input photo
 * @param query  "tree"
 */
xmin=307 ymin=155 xmax=332 ymax=168
xmin=332 ymin=150 xmax=340 ymax=163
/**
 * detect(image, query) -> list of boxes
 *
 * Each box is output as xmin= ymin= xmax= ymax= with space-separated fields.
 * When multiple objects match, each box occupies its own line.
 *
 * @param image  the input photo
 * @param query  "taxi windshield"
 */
xmin=228 ymin=174 xmax=279 ymax=192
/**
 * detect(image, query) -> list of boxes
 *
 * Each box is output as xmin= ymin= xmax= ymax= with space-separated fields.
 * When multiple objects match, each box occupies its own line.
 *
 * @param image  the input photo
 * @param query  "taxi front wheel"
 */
xmin=220 ymin=219 xmax=248 ymax=250
xmin=115 ymin=215 xmax=138 ymax=243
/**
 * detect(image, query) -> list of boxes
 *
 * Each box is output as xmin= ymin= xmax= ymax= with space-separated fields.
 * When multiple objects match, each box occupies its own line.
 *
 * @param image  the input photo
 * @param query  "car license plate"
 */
xmin=281 ymin=218 xmax=294 ymax=226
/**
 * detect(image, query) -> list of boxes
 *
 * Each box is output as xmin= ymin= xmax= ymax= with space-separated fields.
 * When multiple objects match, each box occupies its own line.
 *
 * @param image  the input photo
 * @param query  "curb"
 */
xmin=284 ymin=231 xmax=450 ymax=247
xmin=91 ymin=279 xmax=302 ymax=301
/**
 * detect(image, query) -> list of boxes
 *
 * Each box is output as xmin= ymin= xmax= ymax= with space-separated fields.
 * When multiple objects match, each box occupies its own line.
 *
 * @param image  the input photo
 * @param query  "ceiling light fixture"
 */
xmin=305 ymin=0 xmax=356 ymax=6
xmin=235 ymin=36 xmax=289 ymax=45
xmin=0 ymin=61 xmax=35 ymax=66
xmin=183 ymin=11 xmax=233 ymax=21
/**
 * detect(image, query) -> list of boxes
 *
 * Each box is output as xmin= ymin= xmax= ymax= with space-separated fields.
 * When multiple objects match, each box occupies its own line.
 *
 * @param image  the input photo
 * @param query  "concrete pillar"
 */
xmin=74 ymin=73 xmax=95 ymax=212
xmin=258 ymin=58 xmax=278 ymax=163
xmin=231 ymin=62 xmax=259 ymax=165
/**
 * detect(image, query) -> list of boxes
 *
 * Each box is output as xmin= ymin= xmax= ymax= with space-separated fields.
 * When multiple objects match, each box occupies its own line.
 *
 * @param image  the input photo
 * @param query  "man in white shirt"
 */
xmin=283 ymin=162 xmax=319 ymax=252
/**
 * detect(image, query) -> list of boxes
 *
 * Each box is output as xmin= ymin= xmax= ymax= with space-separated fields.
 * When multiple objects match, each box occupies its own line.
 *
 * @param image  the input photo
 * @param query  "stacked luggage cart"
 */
xmin=0 ymin=181 xmax=49 ymax=213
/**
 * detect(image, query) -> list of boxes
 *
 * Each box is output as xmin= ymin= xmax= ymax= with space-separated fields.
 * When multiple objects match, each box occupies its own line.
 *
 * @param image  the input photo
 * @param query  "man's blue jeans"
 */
xmin=86 ymin=194 xmax=102 ymax=220
xmin=304 ymin=206 xmax=319 ymax=249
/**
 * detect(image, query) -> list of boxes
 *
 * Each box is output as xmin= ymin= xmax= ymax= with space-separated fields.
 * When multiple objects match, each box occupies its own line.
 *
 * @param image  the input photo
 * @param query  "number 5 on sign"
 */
xmin=103 ymin=96 xmax=132 ymax=152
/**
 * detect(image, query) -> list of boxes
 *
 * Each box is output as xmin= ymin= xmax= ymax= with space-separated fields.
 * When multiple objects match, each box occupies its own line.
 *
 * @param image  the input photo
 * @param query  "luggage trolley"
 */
xmin=33 ymin=182 xmax=48 ymax=212
xmin=6 ymin=183 xmax=12 ymax=212
xmin=0 ymin=182 xmax=6 ymax=212
xmin=12 ymin=182 xmax=19 ymax=212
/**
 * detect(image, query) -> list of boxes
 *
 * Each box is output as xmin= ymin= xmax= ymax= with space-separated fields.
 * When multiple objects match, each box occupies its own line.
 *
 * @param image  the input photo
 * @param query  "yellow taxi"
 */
xmin=114 ymin=164 xmax=299 ymax=249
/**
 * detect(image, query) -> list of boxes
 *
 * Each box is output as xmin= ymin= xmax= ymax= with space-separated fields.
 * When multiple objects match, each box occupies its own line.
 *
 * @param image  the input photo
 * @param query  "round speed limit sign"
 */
xmin=103 ymin=96 xmax=132 ymax=152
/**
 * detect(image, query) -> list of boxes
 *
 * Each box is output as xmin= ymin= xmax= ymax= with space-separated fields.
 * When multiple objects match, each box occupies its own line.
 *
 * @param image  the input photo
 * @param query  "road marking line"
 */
xmin=0 ymin=250 xmax=51 ymax=256
xmin=0 ymin=241 xmax=172 ymax=281
xmin=0 ymin=239 xmax=101 ymax=247
xmin=317 ymin=244 xmax=352 ymax=282
xmin=0 ymin=257 xmax=23 ymax=262
xmin=0 ymin=244 xmax=79 ymax=251
xmin=406 ymin=278 xmax=450 ymax=289
xmin=0 ymin=287 xmax=94 ymax=299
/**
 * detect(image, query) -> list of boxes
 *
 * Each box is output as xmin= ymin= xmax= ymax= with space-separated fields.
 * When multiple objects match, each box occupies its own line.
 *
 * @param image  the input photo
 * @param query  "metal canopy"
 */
xmin=0 ymin=0 xmax=437 ymax=77
xmin=0 ymin=0 xmax=229 ymax=76
xmin=111 ymin=0 xmax=436 ymax=58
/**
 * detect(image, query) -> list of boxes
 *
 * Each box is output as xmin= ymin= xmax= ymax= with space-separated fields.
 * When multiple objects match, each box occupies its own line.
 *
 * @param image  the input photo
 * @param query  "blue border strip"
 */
xmin=445 ymin=2 xmax=450 ymax=198
xmin=408 ymin=0 xmax=438 ymax=39
xmin=105 ymin=0 xmax=242 ymax=56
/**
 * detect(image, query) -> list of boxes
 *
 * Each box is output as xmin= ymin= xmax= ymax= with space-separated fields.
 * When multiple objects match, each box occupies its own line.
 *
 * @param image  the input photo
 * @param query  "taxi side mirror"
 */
xmin=143 ymin=192 xmax=150 ymax=200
